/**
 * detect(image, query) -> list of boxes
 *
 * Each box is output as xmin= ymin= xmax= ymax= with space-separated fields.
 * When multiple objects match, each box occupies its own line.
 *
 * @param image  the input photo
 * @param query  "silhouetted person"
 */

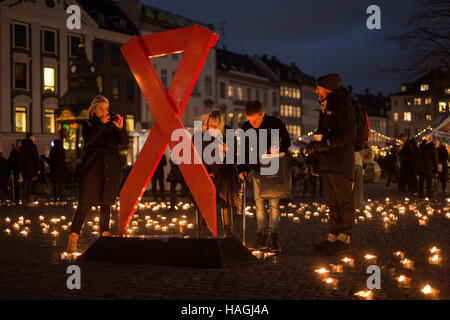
xmin=152 ymin=154 xmax=167 ymax=202
xmin=8 ymin=140 xmax=22 ymax=203
xmin=49 ymin=139 xmax=66 ymax=202
xmin=434 ymin=139 xmax=448 ymax=196
xmin=0 ymin=153 xmax=9 ymax=200
xmin=399 ymin=133 xmax=419 ymax=194
xmin=417 ymin=136 xmax=438 ymax=199
xmin=19 ymin=133 xmax=40 ymax=206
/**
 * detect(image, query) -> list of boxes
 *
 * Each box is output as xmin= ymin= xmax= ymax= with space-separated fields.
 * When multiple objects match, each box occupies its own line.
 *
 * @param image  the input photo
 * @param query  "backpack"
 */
xmin=351 ymin=99 xmax=370 ymax=152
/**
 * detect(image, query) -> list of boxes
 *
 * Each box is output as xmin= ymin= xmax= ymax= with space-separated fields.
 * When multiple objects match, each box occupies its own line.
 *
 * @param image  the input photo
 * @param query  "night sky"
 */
xmin=141 ymin=0 xmax=420 ymax=97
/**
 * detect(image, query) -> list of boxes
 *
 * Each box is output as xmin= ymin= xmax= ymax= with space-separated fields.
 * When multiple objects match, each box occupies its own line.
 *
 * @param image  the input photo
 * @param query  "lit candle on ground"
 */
xmin=396 ymin=275 xmax=411 ymax=288
xmin=51 ymin=230 xmax=59 ymax=237
xmin=251 ymin=250 xmax=263 ymax=259
xmin=4 ymin=228 xmax=11 ymax=235
xmin=60 ymin=216 xmax=66 ymax=221
xmin=61 ymin=225 xmax=68 ymax=231
xmin=393 ymin=251 xmax=405 ymax=259
xmin=13 ymin=223 xmax=19 ymax=230
xmin=20 ymin=230 xmax=28 ymax=236
xmin=42 ymin=228 xmax=48 ymax=234
xmin=429 ymin=246 xmax=440 ymax=254
xmin=364 ymin=254 xmax=377 ymax=263
xmin=341 ymin=257 xmax=355 ymax=267
xmin=354 ymin=290 xmax=373 ymax=300
xmin=421 ymin=284 xmax=438 ymax=299
xmin=428 ymin=254 xmax=441 ymax=265
xmin=329 ymin=264 xmax=343 ymax=273
xmin=314 ymin=267 xmax=330 ymax=278
xmin=323 ymin=277 xmax=338 ymax=290
xmin=401 ymin=259 xmax=414 ymax=269
xmin=25 ymin=220 xmax=31 ymax=225
xmin=5 ymin=217 xmax=10 ymax=223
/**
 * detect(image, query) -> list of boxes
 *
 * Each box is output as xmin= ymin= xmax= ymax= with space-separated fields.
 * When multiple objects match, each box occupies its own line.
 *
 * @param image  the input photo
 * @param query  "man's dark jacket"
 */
xmin=313 ymin=88 xmax=357 ymax=180
xmin=19 ymin=138 xmax=40 ymax=179
xmin=417 ymin=141 xmax=438 ymax=175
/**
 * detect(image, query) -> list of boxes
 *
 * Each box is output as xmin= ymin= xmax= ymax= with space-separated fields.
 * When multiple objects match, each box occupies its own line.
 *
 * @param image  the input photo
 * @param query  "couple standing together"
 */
xmin=200 ymin=73 xmax=358 ymax=256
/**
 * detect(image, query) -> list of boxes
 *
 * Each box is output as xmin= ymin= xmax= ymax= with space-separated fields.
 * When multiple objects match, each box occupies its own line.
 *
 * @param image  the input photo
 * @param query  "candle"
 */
xmin=60 ymin=252 xmax=69 ymax=260
xmin=341 ymin=257 xmax=355 ymax=267
xmin=329 ymin=264 xmax=343 ymax=273
xmin=314 ymin=267 xmax=330 ymax=278
xmin=61 ymin=225 xmax=68 ymax=231
xmin=323 ymin=277 xmax=338 ymax=290
xmin=25 ymin=219 xmax=31 ymax=225
xmin=354 ymin=290 xmax=373 ymax=300
xmin=51 ymin=230 xmax=59 ymax=237
xmin=42 ymin=228 xmax=48 ymax=234
xmin=251 ymin=250 xmax=263 ymax=259
xmin=428 ymin=255 xmax=441 ymax=265
xmin=393 ymin=251 xmax=405 ymax=259
xmin=4 ymin=228 xmax=11 ymax=235
xmin=5 ymin=217 xmax=10 ymax=223
xmin=396 ymin=275 xmax=411 ymax=288
xmin=20 ymin=230 xmax=28 ymax=236
xmin=421 ymin=284 xmax=438 ymax=299
xmin=364 ymin=254 xmax=377 ymax=263
xmin=401 ymin=259 xmax=414 ymax=269
xmin=60 ymin=216 xmax=66 ymax=221
xmin=429 ymin=246 xmax=440 ymax=254
xmin=13 ymin=223 xmax=19 ymax=230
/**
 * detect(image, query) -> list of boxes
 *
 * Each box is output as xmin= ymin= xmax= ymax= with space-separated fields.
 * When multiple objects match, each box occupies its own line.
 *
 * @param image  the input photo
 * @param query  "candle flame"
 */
xmin=421 ymin=285 xmax=434 ymax=294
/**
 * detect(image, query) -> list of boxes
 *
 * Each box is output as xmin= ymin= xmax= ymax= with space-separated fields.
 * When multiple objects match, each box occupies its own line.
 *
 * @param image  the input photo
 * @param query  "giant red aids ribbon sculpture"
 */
xmin=119 ymin=25 xmax=219 ymax=237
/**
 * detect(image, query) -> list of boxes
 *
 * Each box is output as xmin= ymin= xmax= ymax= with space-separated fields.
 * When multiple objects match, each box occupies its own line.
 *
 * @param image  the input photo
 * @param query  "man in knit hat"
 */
xmin=306 ymin=73 xmax=357 ymax=256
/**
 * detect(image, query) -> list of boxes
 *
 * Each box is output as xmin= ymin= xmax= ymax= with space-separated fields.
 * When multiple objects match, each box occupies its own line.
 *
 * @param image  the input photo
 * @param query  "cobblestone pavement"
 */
xmin=0 ymin=181 xmax=448 ymax=300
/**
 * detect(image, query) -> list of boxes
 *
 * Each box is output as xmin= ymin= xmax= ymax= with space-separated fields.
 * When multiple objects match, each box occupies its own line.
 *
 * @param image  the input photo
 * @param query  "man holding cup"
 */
xmin=306 ymin=73 xmax=357 ymax=256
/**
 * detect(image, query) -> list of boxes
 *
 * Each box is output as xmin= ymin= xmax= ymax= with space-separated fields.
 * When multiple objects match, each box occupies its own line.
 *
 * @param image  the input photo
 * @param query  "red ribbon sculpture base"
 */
xmin=119 ymin=25 xmax=219 ymax=237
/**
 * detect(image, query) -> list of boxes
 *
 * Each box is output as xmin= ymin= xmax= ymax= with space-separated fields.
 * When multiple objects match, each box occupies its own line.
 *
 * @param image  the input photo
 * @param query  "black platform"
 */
xmin=81 ymin=236 xmax=257 ymax=268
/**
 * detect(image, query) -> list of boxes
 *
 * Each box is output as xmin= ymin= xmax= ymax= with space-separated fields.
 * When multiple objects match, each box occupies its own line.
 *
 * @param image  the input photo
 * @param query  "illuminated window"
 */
xmin=439 ymin=102 xmax=447 ymax=112
xmin=15 ymin=107 xmax=27 ymax=133
xmin=237 ymin=113 xmax=244 ymax=126
xmin=227 ymin=85 xmax=233 ymax=98
xmin=414 ymin=98 xmax=421 ymax=105
xmin=96 ymin=76 xmax=103 ymax=93
xmin=426 ymin=115 xmax=432 ymax=121
xmin=404 ymin=112 xmax=412 ymax=121
xmin=401 ymin=85 xmax=406 ymax=92
xmin=237 ymin=87 xmax=243 ymax=100
xmin=393 ymin=113 xmax=398 ymax=121
xmin=446 ymin=88 xmax=450 ymax=95
xmin=425 ymin=98 xmax=432 ymax=105
xmin=43 ymin=67 xmax=55 ymax=92
xmin=111 ymin=77 xmax=119 ymax=100
xmin=227 ymin=112 xmax=234 ymax=125
xmin=43 ymin=109 xmax=55 ymax=133
xmin=280 ymin=86 xmax=284 ymax=97
xmin=421 ymin=84 xmax=429 ymax=91
xmin=125 ymin=115 xmax=134 ymax=131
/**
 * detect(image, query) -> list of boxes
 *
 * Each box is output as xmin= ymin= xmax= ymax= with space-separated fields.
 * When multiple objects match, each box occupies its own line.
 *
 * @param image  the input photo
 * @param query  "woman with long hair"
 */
xmin=67 ymin=95 xmax=129 ymax=252
xmin=195 ymin=110 xmax=240 ymax=238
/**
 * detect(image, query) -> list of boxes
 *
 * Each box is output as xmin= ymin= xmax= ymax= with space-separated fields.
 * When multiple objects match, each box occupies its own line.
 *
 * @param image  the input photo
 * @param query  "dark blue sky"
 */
xmin=142 ymin=0 xmax=419 ymax=96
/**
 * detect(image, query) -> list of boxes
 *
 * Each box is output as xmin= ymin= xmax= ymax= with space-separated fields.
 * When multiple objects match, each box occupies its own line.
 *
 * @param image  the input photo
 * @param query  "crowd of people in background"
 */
xmin=0 ymin=133 xmax=66 ymax=206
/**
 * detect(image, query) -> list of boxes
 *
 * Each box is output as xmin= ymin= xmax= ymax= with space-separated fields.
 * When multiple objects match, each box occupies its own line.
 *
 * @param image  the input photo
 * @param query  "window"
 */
xmin=426 ymin=115 xmax=432 ymax=121
xmin=126 ymin=78 xmax=134 ymax=99
xmin=14 ymin=62 xmax=27 ymax=89
xmin=70 ymin=36 xmax=80 ymax=57
xmin=439 ymin=102 xmax=447 ymax=112
xmin=111 ymin=45 xmax=119 ymax=65
xmin=160 ymin=69 xmax=167 ymax=89
xmin=425 ymin=98 xmax=432 ymax=105
xmin=125 ymin=115 xmax=135 ymax=131
xmin=227 ymin=85 xmax=233 ymax=98
xmin=43 ymin=30 xmax=56 ymax=53
xmin=393 ymin=100 xmax=397 ymax=106
xmin=172 ymin=53 xmax=178 ymax=60
xmin=401 ymin=85 xmax=406 ymax=92
xmin=219 ymin=82 xmax=226 ymax=99
xmin=96 ymin=76 xmax=103 ymax=93
xmin=13 ymin=23 xmax=27 ymax=48
xmin=247 ymin=88 xmax=252 ymax=101
xmin=421 ymin=84 xmax=429 ymax=91
xmin=446 ymin=88 xmax=450 ymax=95
xmin=263 ymin=90 xmax=268 ymax=104
xmin=15 ymin=107 xmax=27 ymax=132
xmin=237 ymin=87 xmax=243 ymax=100
xmin=204 ymin=75 xmax=212 ymax=96
xmin=280 ymin=86 xmax=284 ymax=97
xmin=43 ymin=109 xmax=55 ymax=133
xmin=111 ymin=77 xmax=119 ymax=100
xmin=414 ymin=98 xmax=421 ymax=105
xmin=404 ymin=112 xmax=412 ymax=121
xmin=43 ymin=67 xmax=55 ymax=92
xmin=393 ymin=113 xmax=398 ymax=122
xmin=94 ymin=40 xmax=103 ymax=62
xmin=272 ymin=91 xmax=277 ymax=107
xmin=255 ymin=89 xmax=260 ymax=101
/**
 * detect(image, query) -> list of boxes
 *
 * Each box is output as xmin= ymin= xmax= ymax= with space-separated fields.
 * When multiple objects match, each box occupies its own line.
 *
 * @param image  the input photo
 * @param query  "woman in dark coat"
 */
xmin=67 ymin=95 xmax=129 ymax=252
xmin=49 ymin=139 xmax=66 ymax=202
xmin=195 ymin=110 xmax=240 ymax=238
xmin=434 ymin=139 xmax=449 ymax=195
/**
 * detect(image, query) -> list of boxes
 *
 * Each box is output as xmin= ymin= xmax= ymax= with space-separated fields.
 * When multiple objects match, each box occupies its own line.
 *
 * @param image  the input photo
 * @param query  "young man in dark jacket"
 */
xmin=238 ymin=100 xmax=291 ymax=251
xmin=19 ymin=133 xmax=41 ymax=206
xmin=434 ymin=139 xmax=448 ymax=195
xmin=306 ymin=73 xmax=357 ymax=256
xmin=418 ymin=135 xmax=438 ymax=199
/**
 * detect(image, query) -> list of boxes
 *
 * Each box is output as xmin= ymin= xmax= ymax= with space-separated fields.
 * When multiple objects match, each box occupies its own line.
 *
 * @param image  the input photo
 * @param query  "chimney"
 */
xmin=348 ymin=85 xmax=353 ymax=93
xmin=365 ymin=88 xmax=369 ymax=95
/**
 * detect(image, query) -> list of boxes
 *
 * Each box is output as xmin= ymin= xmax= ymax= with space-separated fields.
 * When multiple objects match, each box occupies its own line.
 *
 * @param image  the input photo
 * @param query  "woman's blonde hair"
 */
xmin=201 ymin=109 xmax=225 ymax=135
xmin=88 ymin=95 xmax=109 ymax=116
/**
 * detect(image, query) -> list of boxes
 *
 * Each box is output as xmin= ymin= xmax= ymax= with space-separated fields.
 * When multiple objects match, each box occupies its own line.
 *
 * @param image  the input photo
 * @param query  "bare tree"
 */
xmin=388 ymin=0 xmax=449 ymax=79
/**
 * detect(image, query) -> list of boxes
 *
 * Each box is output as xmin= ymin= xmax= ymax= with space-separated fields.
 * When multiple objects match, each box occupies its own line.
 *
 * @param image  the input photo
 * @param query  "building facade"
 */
xmin=0 ymin=0 xmax=140 ymax=159
xmin=388 ymin=70 xmax=450 ymax=138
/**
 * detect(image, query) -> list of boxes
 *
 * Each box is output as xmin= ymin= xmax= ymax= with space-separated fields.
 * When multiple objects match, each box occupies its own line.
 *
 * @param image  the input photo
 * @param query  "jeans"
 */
xmin=250 ymin=170 xmax=280 ymax=234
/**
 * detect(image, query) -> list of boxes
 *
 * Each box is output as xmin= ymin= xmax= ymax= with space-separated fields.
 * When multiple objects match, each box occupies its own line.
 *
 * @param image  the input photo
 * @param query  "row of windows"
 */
xmin=96 ymin=76 xmax=135 ymax=100
xmin=393 ymin=112 xmax=433 ymax=122
xmin=280 ymin=86 xmax=301 ymax=99
xmin=280 ymin=105 xmax=301 ymax=118
xmin=286 ymin=125 xmax=301 ymax=137
xmin=13 ymin=106 xmax=135 ymax=134
xmin=219 ymin=82 xmax=277 ymax=107
xmin=401 ymin=83 xmax=450 ymax=95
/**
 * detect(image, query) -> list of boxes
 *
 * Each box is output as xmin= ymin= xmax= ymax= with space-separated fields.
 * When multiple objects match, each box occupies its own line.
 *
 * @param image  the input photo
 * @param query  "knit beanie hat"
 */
xmin=316 ymin=73 xmax=342 ymax=91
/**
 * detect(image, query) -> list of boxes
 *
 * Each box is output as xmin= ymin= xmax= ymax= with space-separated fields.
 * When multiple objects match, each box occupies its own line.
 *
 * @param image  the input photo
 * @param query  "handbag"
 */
xmin=259 ymin=152 xmax=292 ymax=199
